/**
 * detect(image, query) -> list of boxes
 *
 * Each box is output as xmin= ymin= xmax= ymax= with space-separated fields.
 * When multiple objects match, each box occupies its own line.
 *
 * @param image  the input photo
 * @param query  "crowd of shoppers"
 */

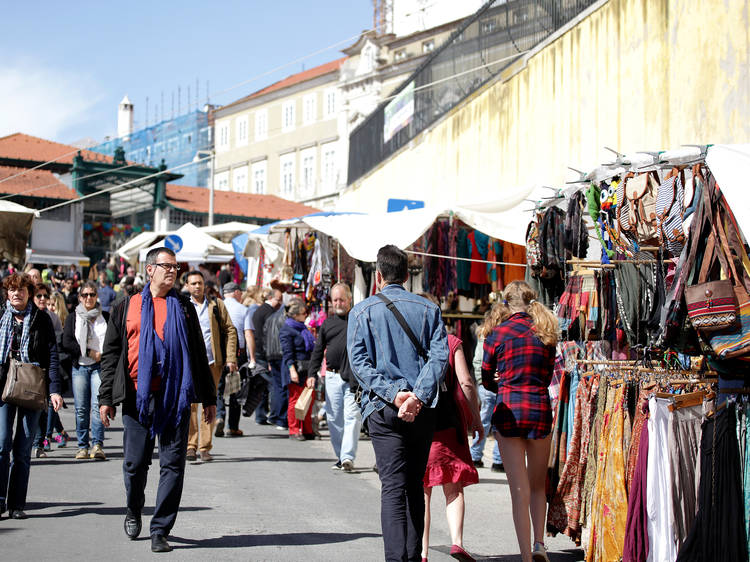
xmin=0 ymin=251 xmax=560 ymax=561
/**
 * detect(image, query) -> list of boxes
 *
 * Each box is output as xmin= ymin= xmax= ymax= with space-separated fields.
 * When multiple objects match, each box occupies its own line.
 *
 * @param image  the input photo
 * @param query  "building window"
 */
xmin=422 ymin=40 xmax=435 ymax=53
xmin=321 ymin=143 xmax=336 ymax=190
xmin=282 ymin=100 xmax=296 ymax=132
xmin=254 ymin=109 xmax=268 ymax=140
xmin=394 ymin=49 xmax=407 ymax=62
xmin=481 ymin=19 xmax=496 ymax=34
xmin=300 ymin=147 xmax=315 ymax=197
xmin=236 ymin=116 xmax=249 ymax=147
xmin=303 ymin=94 xmax=316 ymax=125
xmin=280 ymin=153 xmax=295 ymax=197
xmin=233 ymin=165 xmax=248 ymax=193
xmin=216 ymin=121 xmax=230 ymax=152
xmin=324 ymin=89 xmax=337 ymax=118
xmin=215 ymin=171 xmax=229 ymax=191
xmin=169 ymin=209 xmax=205 ymax=229
xmin=251 ymin=160 xmax=267 ymax=194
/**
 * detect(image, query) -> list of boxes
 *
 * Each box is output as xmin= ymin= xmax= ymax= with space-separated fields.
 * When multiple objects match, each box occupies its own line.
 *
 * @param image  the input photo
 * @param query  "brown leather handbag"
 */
xmin=2 ymin=359 xmax=47 ymax=411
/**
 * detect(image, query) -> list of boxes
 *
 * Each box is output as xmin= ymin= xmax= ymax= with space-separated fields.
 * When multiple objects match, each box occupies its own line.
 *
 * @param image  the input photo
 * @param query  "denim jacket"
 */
xmin=347 ymin=284 xmax=449 ymax=421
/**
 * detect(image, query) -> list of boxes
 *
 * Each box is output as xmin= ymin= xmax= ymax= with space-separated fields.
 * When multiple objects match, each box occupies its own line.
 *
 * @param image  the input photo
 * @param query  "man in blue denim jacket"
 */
xmin=348 ymin=245 xmax=448 ymax=562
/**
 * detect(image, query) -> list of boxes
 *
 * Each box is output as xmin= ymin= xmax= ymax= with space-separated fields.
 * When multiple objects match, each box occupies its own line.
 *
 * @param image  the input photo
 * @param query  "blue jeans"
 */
xmin=72 ymin=363 xmax=104 ymax=449
xmin=471 ymin=386 xmax=502 ymax=465
xmin=0 ymin=398 xmax=42 ymax=511
xmin=325 ymin=373 xmax=362 ymax=463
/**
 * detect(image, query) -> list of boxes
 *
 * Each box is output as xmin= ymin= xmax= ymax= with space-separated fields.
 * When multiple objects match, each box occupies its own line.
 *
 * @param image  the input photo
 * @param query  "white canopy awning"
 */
xmin=138 ymin=222 xmax=234 ymax=264
xmin=0 ymin=201 xmax=38 ymax=266
xmin=706 ymin=144 xmax=750 ymax=236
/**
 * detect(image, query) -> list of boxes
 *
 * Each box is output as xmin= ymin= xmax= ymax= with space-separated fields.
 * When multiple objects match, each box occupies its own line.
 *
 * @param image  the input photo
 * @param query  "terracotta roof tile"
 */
xmin=166 ymin=184 xmax=320 ymax=220
xmin=0 ymin=132 xmax=114 ymax=165
xmin=221 ymin=57 xmax=347 ymax=111
xmin=0 ymin=166 xmax=78 ymax=200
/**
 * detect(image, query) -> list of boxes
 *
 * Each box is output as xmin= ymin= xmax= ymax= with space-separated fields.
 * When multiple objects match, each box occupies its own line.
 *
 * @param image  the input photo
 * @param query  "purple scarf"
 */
xmin=284 ymin=317 xmax=315 ymax=352
xmin=136 ymin=284 xmax=195 ymax=436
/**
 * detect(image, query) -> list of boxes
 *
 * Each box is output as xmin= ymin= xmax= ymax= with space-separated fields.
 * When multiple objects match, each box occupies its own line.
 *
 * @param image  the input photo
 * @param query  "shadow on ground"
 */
xmin=23 ymin=502 xmax=210 ymax=518
xmin=170 ymin=531 xmax=381 ymax=549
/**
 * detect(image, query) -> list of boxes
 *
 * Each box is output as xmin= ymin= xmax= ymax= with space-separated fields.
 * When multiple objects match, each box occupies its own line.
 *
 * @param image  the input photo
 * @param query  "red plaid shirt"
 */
xmin=481 ymin=312 xmax=556 ymax=438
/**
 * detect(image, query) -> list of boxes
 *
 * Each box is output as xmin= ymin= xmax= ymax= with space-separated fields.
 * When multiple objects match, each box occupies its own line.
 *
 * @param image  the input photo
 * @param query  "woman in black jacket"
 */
xmin=61 ymin=281 xmax=109 ymax=461
xmin=0 ymin=273 xmax=62 ymax=519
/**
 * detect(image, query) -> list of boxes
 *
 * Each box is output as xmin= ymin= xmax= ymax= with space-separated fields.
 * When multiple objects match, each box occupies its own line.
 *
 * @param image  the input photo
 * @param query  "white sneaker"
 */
xmin=341 ymin=459 xmax=354 ymax=472
xmin=532 ymin=542 xmax=549 ymax=562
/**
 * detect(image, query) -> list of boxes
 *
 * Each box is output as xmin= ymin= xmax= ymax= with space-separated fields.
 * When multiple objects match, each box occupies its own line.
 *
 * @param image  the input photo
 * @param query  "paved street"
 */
xmin=5 ymin=398 xmax=583 ymax=561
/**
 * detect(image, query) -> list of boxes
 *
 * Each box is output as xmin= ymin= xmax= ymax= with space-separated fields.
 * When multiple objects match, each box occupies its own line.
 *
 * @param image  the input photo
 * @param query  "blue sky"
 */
xmin=0 ymin=1 xmax=372 ymax=144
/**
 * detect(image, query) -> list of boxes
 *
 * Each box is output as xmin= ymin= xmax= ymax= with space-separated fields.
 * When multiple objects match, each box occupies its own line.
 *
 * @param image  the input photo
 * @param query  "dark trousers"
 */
xmin=268 ymin=359 xmax=287 ymax=428
xmin=122 ymin=401 xmax=190 ymax=537
xmin=368 ymin=405 xmax=436 ymax=562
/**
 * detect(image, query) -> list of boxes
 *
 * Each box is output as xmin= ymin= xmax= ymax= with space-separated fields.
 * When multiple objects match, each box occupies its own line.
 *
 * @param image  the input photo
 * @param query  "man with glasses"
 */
xmin=99 ymin=247 xmax=217 ymax=553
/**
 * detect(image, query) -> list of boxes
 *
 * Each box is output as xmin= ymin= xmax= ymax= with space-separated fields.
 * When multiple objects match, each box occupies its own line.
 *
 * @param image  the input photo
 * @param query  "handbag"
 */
xmin=2 ymin=359 xmax=47 ymax=411
xmin=685 ymin=233 xmax=739 ymax=332
xmin=294 ymin=386 xmax=314 ymax=420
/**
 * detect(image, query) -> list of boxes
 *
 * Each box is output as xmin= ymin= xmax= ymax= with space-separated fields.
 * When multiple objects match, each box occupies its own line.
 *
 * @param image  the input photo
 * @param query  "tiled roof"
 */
xmin=0 ymin=132 xmax=114 ymax=165
xmin=166 ymin=184 xmax=320 ymax=220
xmin=221 ymin=57 xmax=347 ymax=111
xmin=0 ymin=166 xmax=78 ymax=200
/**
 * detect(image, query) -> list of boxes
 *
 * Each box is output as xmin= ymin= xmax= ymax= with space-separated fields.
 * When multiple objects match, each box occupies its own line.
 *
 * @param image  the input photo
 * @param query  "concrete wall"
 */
xmin=342 ymin=0 xmax=750 ymax=212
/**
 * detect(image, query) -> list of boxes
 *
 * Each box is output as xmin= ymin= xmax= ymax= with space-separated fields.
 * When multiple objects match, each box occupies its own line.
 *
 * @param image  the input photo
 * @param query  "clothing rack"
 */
xmin=404 ymin=249 xmax=527 ymax=268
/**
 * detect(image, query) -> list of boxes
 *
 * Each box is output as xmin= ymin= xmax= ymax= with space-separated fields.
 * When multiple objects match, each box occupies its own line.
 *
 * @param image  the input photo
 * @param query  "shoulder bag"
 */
xmin=2 ymin=359 xmax=47 ymax=411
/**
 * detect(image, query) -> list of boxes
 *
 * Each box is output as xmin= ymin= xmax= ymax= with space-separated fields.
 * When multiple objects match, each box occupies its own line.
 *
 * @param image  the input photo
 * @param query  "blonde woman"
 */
xmin=480 ymin=281 xmax=559 ymax=562
xmin=49 ymin=291 xmax=69 ymax=326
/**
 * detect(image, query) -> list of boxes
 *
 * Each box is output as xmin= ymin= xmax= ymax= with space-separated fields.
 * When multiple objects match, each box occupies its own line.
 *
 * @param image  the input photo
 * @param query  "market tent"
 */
xmin=199 ymin=221 xmax=259 ymax=242
xmin=138 ymin=222 xmax=234 ymax=264
xmin=0 ymin=200 xmax=38 ymax=265
xmin=117 ymin=230 xmax=168 ymax=264
xmin=706 ymin=144 xmax=750 ymax=235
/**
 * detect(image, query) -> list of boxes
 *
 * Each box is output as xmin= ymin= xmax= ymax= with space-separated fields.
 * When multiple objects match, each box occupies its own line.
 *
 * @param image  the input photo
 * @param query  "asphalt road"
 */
xmin=3 ymin=400 xmax=584 ymax=561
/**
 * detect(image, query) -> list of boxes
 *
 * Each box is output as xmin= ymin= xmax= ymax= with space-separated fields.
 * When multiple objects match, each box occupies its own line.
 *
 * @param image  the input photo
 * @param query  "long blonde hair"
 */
xmin=479 ymin=281 xmax=558 ymax=347
xmin=50 ymin=291 xmax=69 ymax=325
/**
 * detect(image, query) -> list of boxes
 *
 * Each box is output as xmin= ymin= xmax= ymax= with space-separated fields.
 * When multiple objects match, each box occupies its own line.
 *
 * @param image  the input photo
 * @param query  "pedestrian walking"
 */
xmin=421 ymin=329 xmax=482 ymax=562
xmin=31 ymin=283 xmax=69 ymax=457
xmin=347 ymin=245 xmax=449 ymax=562
xmin=0 ymin=273 xmax=63 ymax=520
xmin=215 ymin=282 xmax=248 ymax=438
xmin=97 ymin=271 xmax=117 ymax=313
xmin=280 ymin=298 xmax=316 ymax=440
xmin=62 ymin=281 xmax=109 ymax=460
xmin=253 ymin=288 xmax=287 ymax=430
xmin=470 ymin=319 xmax=503 ymax=472
xmin=98 ymin=247 xmax=216 ymax=553
xmin=184 ymin=270 xmax=237 ymax=461
xmin=309 ymin=282 xmax=361 ymax=471
xmin=481 ymin=281 xmax=558 ymax=562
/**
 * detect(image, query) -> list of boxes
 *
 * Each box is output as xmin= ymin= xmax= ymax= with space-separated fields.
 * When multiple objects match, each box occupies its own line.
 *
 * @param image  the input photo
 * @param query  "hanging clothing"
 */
xmin=647 ymin=397 xmax=677 ymax=562
xmin=456 ymin=228 xmax=471 ymax=293
xmin=623 ymin=419 xmax=650 ymax=562
xmin=668 ymin=403 xmax=702 ymax=549
xmin=677 ymin=406 xmax=749 ymax=562
xmin=468 ymin=230 xmax=489 ymax=285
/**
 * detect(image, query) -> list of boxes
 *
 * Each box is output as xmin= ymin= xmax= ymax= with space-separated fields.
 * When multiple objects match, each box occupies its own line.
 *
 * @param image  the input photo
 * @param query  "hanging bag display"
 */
xmin=618 ymin=171 xmax=661 ymax=244
xmin=655 ymin=167 xmax=687 ymax=256
xmin=2 ymin=359 xmax=47 ymax=411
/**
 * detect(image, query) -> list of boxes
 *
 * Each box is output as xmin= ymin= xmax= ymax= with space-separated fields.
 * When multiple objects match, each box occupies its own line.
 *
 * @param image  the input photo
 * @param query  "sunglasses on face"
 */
xmin=34 ymin=294 xmax=49 ymax=299
xmin=80 ymin=292 xmax=97 ymax=298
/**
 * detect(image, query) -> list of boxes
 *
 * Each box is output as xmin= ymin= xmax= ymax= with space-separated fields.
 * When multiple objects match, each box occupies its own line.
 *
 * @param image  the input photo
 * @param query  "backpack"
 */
xmin=525 ymin=219 xmax=543 ymax=277
xmin=618 ymin=171 xmax=660 ymax=244
xmin=655 ymin=167 xmax=686 ymax=257
xmin=263 ymin=308 xmax=286 ymax=361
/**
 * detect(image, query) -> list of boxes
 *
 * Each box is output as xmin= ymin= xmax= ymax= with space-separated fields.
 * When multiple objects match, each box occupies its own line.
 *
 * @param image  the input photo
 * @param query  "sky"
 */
xmin=0 ymin=1 xmax=373 ymax=145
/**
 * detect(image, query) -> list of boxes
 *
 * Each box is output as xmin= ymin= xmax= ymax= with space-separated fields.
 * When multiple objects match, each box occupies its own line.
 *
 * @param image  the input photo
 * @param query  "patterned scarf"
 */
xmin=136 ymin=284 xmax=196 ymax=436
xmin=0 ymin=300 xmax=32 ymax=364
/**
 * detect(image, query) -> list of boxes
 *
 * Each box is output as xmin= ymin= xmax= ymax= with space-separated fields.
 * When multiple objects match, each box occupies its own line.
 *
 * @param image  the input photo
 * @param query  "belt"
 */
xmin=326 ymin=368 xmax=340 ymax=374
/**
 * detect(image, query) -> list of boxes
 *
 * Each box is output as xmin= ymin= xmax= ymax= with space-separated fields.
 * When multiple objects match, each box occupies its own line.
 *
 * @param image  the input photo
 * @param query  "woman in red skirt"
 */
xmin=420 ymin=296 xmax=483 ymax=562
xmin=481 ymin=281 xmax=558 ymax=562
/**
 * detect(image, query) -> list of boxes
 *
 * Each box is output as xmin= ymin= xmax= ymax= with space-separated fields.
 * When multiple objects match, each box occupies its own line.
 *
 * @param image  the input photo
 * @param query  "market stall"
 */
xmin=0 ymin=200 xmax=37 ymax=266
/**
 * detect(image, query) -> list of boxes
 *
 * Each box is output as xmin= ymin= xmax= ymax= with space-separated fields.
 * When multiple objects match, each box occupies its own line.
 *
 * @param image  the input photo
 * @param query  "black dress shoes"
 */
xmin=151 ymin=534 xmax=173 ymax=552
xmin=9 ymin=510 xmax=27 ymax=519
xmin=124 ymin=509 xmax=141 ymax=539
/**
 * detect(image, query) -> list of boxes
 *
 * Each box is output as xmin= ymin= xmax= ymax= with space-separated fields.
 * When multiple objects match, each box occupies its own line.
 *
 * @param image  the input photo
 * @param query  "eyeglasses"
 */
xmin=155 ymin=263 xmax=180 ymax=272
xmin=34 ymin=294 xmax=49 ymax=299
xmin=80 ymin=292 xmax=97 ymax=298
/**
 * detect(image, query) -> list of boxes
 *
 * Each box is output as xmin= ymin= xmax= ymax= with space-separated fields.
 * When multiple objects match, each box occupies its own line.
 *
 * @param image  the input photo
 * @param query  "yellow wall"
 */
xmin=342 ymin=0 xmax=750 ymax=211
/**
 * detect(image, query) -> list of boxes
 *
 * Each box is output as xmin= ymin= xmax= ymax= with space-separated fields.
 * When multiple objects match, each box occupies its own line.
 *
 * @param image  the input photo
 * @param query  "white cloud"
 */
xmin=0 ymin=58 xmax=103 ymax=141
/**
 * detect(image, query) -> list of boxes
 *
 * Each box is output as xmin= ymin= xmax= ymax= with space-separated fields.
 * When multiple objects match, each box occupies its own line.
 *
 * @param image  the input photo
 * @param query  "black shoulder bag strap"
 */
xmin=376 ymin=292 xmax=428 ymax=362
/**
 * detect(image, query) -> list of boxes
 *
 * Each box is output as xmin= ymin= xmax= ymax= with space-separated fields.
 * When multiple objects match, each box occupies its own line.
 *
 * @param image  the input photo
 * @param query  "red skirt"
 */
xmin=423 ymin=427 xmax=479 ymax=489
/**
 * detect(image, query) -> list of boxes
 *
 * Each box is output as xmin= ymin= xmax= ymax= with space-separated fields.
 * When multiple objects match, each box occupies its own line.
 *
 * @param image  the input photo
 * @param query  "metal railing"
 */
xmin=347 ymin=0 xmax=599 ymax=185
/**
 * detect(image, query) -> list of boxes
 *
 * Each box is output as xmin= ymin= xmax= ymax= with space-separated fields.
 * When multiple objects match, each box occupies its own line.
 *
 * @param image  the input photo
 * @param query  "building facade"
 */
xmin=91 ymin=100 xmax=214 ymax=188
xmin=211 ymin=0 xmax=476 ymax=210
